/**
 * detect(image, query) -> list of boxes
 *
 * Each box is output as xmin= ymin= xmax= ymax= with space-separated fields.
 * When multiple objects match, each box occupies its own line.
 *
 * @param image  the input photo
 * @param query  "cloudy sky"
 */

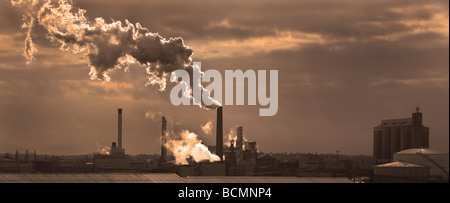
xmin=0 ymin=0 xmax=448 ymax=155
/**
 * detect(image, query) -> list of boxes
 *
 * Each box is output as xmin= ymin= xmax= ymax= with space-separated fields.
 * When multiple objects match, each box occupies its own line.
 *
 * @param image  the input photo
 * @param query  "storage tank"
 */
xmin=373 ymin=161 xmax=430 ymax=183
xmin=393 ymin=148 xmax=449 ymax=179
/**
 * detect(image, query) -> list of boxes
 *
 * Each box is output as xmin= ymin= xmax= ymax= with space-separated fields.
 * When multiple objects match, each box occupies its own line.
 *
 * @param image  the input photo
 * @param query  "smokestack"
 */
xmin=236 ymin=126 xmax=244 ymax=170
xmin=216 ymin=107 xmax=223 ymax=161
xmin=237 ymin=126 xmax=243 ymax=150
xmin=160 ymin=116 xmax=167 ymax=164
xmin=118 ymin=109 xmax=123 ymax=153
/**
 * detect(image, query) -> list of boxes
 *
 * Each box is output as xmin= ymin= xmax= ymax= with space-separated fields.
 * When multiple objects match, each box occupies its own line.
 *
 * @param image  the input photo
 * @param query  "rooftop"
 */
xmin=376 ymin=118 xmax=412 ymax=127
xmin=0 ymin=173 xmax=353 ymax=183
xmin=395 ymin=148 xmax=447 ymax=155
xmin=183 ymin=176 xmax=352 ymax=183
xmin=374 ymin=161 xmax=425 ymax=168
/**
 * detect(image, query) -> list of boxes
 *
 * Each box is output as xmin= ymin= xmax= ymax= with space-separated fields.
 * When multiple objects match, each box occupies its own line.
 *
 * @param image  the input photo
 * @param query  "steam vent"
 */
xmin=373 ymin=108 xmax=429 ymax=161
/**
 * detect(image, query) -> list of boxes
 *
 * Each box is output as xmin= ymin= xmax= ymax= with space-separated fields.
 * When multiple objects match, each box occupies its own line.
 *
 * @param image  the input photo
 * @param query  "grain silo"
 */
xmin=373 ymin=108 xmax=430 ymax=160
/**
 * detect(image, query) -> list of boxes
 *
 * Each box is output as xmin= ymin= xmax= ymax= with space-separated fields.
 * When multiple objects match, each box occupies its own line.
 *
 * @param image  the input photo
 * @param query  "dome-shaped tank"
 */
xmin=393 ymin=148 xmax=449 ymax=179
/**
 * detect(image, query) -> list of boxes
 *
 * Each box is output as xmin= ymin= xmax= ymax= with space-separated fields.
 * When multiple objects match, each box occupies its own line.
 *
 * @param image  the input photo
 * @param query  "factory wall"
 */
xmin=373 ymin=164 xmax=429 ymax=183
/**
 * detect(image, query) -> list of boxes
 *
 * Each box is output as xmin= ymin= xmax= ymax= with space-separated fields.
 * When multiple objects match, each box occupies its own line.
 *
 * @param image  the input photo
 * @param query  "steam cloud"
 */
xmin=145 ymin=111 xmax=220 ymax=165
xmin=165 ymin=130 xmax=220 ymax=165
xmin=145 ymin=111 xmax=164 ymax=121
xmin=96 ymin=142 xmax=111 ymax=155
xmin=12 ymin=0 xmax=220 ymax=109
xmin=201 ymin=120 xmax=213 ymax=136
xmin=225 ymin=128 xmax=248 ymax=149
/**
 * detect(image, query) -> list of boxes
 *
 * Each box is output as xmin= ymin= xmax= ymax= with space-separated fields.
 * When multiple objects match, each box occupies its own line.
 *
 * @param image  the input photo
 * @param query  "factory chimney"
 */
xmin=160 ymin=116 xmax=167 ymax=164
xmin=118 ymin=109 xmax=123 ymax=154
xmin=236 ymin=126 xmax=243 ymax=166
xmin=216 ymin=107 xmax=223 ymax=161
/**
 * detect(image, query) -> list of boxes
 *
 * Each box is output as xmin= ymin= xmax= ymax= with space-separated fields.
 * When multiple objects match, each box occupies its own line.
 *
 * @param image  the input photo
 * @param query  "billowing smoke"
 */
xmin=12 ymin=0 xmax=220 ymax=109
xmin=225 ymin=128 xmax=236 ymax=147
xmin=165 ymin=130 xmax=220 ymax=165
xmin=145 ymin=112 xmax=220 ymax=165
xmin=225 ymin=128 xmax=248 ymax=149
xmin=201 ymin=120 xmax=213 ymax=136
xmin=96 ymin=142 xmax=110 ymax=155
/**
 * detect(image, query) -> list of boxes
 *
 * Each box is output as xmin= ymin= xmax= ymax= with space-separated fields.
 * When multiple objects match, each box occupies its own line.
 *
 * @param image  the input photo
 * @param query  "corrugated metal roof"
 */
xmin=395 ymin=148 xmax=447 ymax=155
xmin=0 ymin=173 xmax=186 ymax=183
xmin=374 ymin=161 xmax=425 ymax=168
xmin=184 ymin=176 xmax=353 ymax=183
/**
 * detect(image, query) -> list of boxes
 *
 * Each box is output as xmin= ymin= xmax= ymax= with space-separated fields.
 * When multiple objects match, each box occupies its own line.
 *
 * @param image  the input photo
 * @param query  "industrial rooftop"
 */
xmin=0 ymin=173 xmax=353 ymax=183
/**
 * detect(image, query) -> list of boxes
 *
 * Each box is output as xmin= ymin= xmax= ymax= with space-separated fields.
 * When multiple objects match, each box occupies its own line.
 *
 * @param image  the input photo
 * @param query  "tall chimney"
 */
xmin=216 ymin=107 xmax=223 ymax=161
xmin=118 ymin=109 xmax=123 ymax=153
xmin=160 ymin=116 xmax=167 ymax=164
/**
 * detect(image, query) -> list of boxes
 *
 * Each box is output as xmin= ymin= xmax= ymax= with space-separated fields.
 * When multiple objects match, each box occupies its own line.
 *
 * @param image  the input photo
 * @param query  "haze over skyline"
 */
xmin=0 ymin=0 xmax=448 ymax=155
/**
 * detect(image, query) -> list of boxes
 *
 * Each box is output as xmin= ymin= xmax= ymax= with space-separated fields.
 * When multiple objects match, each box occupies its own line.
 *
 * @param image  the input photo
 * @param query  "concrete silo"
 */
xmin=400 ymin=127 xmax=411 ymax=151
xmin=373 ymin=128 xmax=382 ymax=159
xmin=381 ymin=127 xmax=391 ymax=160
xmin=373 ymin=108 xmax=430 ymax=161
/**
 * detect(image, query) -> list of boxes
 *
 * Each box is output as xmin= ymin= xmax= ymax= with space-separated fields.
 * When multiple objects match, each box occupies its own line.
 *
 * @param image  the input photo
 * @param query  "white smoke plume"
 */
xmin=201 ymin=120 xmax=213 ymax=136
xmin=145 ymin=112 xmax=220 ymax=165
xmin=145 ymin=111 xmax=164 ymax=121
xmin=165 ymin=130 xmax=220 ymax=165
xmin=225 ymin=128 xmax=248 ymax=149
xmin=96 ymin=142 xmax=110 ymax=155
xmin=12 ymin=0 xmax=220 ymax=109
xmin=225 ymin=128 xmax=236 ymax=147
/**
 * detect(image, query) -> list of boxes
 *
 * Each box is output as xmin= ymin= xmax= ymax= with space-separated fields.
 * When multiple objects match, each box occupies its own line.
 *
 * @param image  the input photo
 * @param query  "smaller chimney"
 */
xmin=160 ymin=116 xmax=167 ymax=164
xmin=118 ymin=109 xmax=123 ymax=154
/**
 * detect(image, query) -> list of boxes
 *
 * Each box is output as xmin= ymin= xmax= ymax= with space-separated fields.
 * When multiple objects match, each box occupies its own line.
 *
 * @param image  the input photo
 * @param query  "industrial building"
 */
xmin=159 ymin=107 xmax=267 ymax=176
xmin=0 ymin=106 xmax=376 ymax=182
xmin=394 ymin=148 xmax=449 ymax=179
xmin=373 ymin=148 xmax=449 ymax=183
xmin=373 ymin=161 xmax=430 ymax=183
xmin=373 ymin=108 xmax=429 ymax=161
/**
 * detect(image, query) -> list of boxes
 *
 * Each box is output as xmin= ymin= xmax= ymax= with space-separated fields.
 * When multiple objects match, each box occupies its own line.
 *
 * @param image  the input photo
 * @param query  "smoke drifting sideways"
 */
xmin=165 ymin=130 xmax=220 ymax=165
xmin=146 ymin=111 xmax=220 ymax=165
xmin=11 ymin=0 xmax=220 ymax=109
